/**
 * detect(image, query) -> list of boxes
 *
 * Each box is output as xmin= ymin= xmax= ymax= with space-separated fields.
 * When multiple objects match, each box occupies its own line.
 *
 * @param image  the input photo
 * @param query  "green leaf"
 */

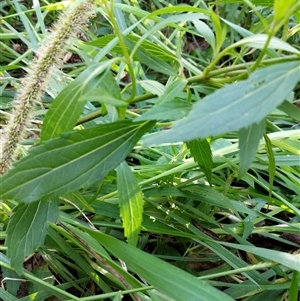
xmin=117 ymin=162 xmax=143 ymax=246
xmin=238 ymin=120 xmax=265 ymax=176
xmin=289 ymin=270 xmax=300 ymax=301
xmin=86 ymin=231 xmax=235 ymax=301
xmin=1 ymin=120 xmax=155 ymax=203
xmin=84 ymin=87 xmax=127 ymax=107
xmin=186 ymin=139 xmax=213 ymax=185
xmin=125 ymin=37 xmax=177 ymax=76
xmin=264 ymin=134 xmax=276 ymax=197
xmin=220 ymin=241 xmax=300 ymax=272
xmin=88 ymin=34 xmax=178 ymax=75
xmin=235 ymin=34 xmax=300 ymax=54
xmin=192 ymin=19 xmax=215 ymax=53
xmin=144 ymin=62 xmax=300 ymax=145
xmin=137 ymin=80 xmax=166 ymax=96
xmin=137 ymin=98 xmax=192 ymax=121
xmin=278 ymin=100 xmax=300 ymax=120
xmin=5 ymin=199 xmax=59 ymax=274
xmin=274 ymin=0 xmax=299 ymax=23
xmin=41 ymin=62 xmax=118 ymax=141
xmin=136 ymin=78 xmax=190 ymax=121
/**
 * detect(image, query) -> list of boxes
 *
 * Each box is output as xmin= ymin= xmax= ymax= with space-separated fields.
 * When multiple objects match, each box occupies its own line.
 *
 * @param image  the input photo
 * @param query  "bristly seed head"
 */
xmin=0 ymin=0 xmax=95 ymax=175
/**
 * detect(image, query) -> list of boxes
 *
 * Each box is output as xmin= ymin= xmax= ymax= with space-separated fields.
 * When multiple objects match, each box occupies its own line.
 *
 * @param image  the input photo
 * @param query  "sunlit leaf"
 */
xmin=41 ymin=62 xmax=119 ymax=141
xmin=274 ymin=0 xmax=299 ymax=23
xmin=117 ymin=161 xmax=144 ymax=246
xmin=1 ymin=120 xmax=155 ymax=203
xmin=86 ymin=230 xmax=235 ymax=301
xmin=144 ymin=62 xmax=300 ymax=145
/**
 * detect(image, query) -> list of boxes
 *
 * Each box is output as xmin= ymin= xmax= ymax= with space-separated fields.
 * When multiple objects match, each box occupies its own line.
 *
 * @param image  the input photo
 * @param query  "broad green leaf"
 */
xmin=264 ymin=134 xmax=276 ymax=197
xmin=238 ymin=120 xmax=265 ymax=176
xmin=5 ymin=199 xmax=59 ymax=274
xmin=117 ymin=161 xmax=143 ymax=246
xmin=86 ymin=230 xmax=235 ymax=301
xmin=186 ymin=139 xmax=213 ymax=185
xmin=1 ymin=120 xmax=155 ymax=203
xmin=274 ymin=0 xmax=299 ymax=23
xmin=41 ymin=62 xmax=119 ymax=141
xmin=144 ymin=62 xmax=300 ymax=145
xmin=0 ymin=288 xmax=18 ymax=301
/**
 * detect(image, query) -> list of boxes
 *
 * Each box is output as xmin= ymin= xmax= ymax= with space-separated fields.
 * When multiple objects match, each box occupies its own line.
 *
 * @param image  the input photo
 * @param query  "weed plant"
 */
xmin=0 ymin=0 xmax=300 ymax=300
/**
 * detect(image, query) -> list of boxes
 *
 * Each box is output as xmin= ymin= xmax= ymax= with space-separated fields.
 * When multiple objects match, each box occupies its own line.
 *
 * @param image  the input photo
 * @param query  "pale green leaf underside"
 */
xmin=144 ymin=62 xmax=300 ymax=145
xmin=6 ymin=200 xmax=59 ymax=274
xmin=1 ymin=120 xmax=154 ymax=203
xmin=86 ymin=230 xmax=235 ymax=301
xmin=117 ymin=162 xmax=144 ymax=246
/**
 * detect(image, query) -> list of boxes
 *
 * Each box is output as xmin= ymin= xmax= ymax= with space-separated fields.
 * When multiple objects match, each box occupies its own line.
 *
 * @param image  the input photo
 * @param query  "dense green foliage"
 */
xmin=0 ymin=0 xmax=300 ymax=300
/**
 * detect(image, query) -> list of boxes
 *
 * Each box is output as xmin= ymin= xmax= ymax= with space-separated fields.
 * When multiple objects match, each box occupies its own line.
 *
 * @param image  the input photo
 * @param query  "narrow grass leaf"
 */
xmin=220 ymin=241 xmax=300 ymax=272
xmin=187 ymin=139 xmax=213 ymax=185
xmin=144 ymin=62 xmax=300 ymax=145
xmin=264 ymin=134 xmax=276 ymax=197
xmin=5 ymin=199 xmax=59 ymax=274
xmin=278 ymin=100 xmax=300 ymax=121
xmin=238 ymin=120 xmax=265 ymax=177
xmin=289 ymin=270 xmax=300 ymax=301
xmin=1 ymin=120 xmax=155 ymax=203
xmin=117 ymin=162 xmax=144 ymax=246
xmin=86 ymin=231 xmax=235 ymax=301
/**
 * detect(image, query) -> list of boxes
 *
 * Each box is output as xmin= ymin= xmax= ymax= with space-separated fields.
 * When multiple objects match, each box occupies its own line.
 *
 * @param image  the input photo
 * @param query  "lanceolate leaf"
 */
xmin=1 ymin=120 xmax=155 ymax=203
xmin=238 ymin=120 xmax=265 ymax=177
xmin=144 ymin=62 xmax=300 ymax=146
xmin=117 ymin=161 xmax=144 ymax=246
xmin=86 ymin=230 xmax=235 ymax=301
xmin=41 ymin=62 xmax=120 ymax=141
xmin=187 ymin=139 xmax=212 ymax=185
xmin=6 ymin=199 xmax=59 ymax=274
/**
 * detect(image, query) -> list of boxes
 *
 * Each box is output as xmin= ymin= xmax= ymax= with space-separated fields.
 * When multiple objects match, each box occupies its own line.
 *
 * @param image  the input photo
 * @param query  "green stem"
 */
xmin=106 ymin=1 xmax=137 ymax=103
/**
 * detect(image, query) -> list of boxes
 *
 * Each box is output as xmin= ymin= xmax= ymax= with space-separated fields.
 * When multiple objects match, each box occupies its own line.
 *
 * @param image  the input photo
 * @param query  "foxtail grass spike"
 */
xmin=0 ymin=0 xmax=95 ymax=175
